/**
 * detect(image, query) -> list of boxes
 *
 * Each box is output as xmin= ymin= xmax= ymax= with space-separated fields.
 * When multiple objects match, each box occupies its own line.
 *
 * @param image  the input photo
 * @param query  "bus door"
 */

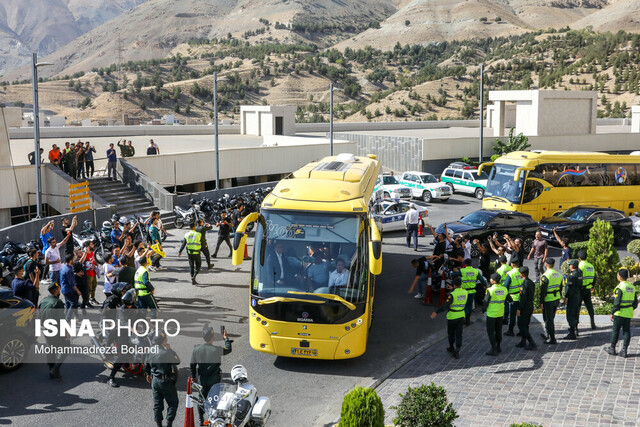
xmin=521 ymin=177 xmax=550 ymax=220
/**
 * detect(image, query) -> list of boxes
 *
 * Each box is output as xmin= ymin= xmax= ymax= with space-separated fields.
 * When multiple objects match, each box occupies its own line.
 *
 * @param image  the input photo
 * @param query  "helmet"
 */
xmin=122 ymin=289 xmax=137 ymax=306
xmin=102 ymin=221 xmax=111 ymax=229
xmin=83 ymin=220 xmax=92 ymax=229
xmin=230 ymin=365 xmax=248 ymax=383
xmin=119 ymin=216 xmax=130 ymax=225
xmin=190 ymin=198 xmax=196 ymax=205
xmin=111 ymin=213 xmax=119 ymax=222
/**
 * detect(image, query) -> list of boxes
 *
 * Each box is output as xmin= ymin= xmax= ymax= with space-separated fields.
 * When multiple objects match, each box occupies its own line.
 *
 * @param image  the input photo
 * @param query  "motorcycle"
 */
xmin=191 ymin=365 xmax=271 ymax=427
xmin=73 ymin=221 xmax=112 ymax=264
xmin=173 ymin=205 xmax=204 ymax=229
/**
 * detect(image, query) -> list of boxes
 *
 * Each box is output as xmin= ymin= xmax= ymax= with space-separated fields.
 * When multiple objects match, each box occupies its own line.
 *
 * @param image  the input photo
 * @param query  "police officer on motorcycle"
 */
xmin=190 ymin=325 xmax=233 ymax=426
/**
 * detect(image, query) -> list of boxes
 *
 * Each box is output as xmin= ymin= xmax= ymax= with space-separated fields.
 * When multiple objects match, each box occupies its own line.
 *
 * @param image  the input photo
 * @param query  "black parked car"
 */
xmin=0 ymin=287 xmax=35 ymax=372
xmin=539 ymin=205 xmax=633 ymax=246
xmin=435 ymin=209 xmax=539 ymax=257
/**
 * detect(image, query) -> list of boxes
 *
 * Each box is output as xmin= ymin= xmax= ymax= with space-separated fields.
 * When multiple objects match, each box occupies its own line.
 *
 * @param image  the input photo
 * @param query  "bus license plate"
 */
xmin=291 ymin=348 xmax=318 ymax=357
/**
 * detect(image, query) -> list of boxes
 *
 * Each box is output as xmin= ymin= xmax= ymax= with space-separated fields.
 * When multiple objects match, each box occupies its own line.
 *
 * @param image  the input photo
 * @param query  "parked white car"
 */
xmin=631 ymin=212 xmax=640 ymax=237
xmin=373 ymin=175 xmax=412 ymax=200
xmin=399 ymin=171 xmax=452 ymax=203
xmin=371 ymin=199 xmax=429 ymax=232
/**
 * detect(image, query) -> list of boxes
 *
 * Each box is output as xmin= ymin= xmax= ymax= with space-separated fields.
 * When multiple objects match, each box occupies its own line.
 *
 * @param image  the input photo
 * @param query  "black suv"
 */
xmin=434 ymin=209 xmax=539 ymax=256
xmin=539 ymin=206 xmax=633 ymax=245
xmin=0 ymin=287 xmax=35 ymax=372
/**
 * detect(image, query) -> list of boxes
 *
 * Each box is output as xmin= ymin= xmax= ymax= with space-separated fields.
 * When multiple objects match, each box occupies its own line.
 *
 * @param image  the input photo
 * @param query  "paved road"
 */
xmin=0 ymin=193 xmax=633 ymax=426
xmin=378 ymin=315 xmax=640 ymax=426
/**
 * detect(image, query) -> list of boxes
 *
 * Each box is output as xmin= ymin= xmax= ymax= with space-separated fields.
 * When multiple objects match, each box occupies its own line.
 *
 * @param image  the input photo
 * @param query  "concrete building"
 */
xmin=632 ymin=106 xmax=640 ymax=133
xmin=488 ymin=90 xmax=597 ymax=137
xmin=240 ymin=105 xmax=296 ymax=136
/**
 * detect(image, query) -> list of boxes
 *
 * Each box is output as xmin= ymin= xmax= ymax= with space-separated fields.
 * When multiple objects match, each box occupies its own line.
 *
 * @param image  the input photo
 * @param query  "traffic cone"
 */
xmin=418 ymin=215 xmax=424 ymax=236
xmin=422 ymin=273 xmax=433 ymax=305
xmin=438 ymin=272 xmax=446 ymax=306
xmin=184 ymin=377 xmax=195 ymax=427
xmin=243 ymin=242 xmax=251 ymax=260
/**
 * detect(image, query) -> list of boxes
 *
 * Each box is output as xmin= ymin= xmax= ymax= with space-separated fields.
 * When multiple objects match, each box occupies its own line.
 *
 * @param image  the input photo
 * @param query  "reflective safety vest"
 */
xmin=447 ymin=288 xmax=468 ymax=320
xmin=614 ymin=281 xmax=636 ymax=318
xmin=497 ymin=264 xmax=512 ymax=286
xmin=507 ymin=269 xmax=523 ymax=302
xmin=184 ymin=230 xmax=202 ymax=254
xmin=542 ymin=269 xmax=562 ymax=302
xmin=579 ymin=260 xmax=595 ymax=289
xmin=134 ymin=266 xmax=151 ymax=296
xmin=486 ymin=285 xmax=507 ymax=318
xmin=460 ymin=266 xmax=479 ymax=294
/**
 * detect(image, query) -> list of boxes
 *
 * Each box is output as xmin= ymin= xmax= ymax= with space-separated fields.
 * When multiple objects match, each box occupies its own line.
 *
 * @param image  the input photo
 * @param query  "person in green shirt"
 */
xmin=516 ymin=266 xmax=537 ymax=350
xmin=482 ymin=273 xmax=512 ymax=356
xmin=604 ymin=269 xmax=638 ymax=358
xmin=539 ymin=258 xmax=562 ymax=345
xmin=563 ymin=260 xmax=582 ymax=340
xmin=577 ymin=250 xmax=597 ymax=330
xmin=38 ymin=282 xmax=67 ymax=379
xmin=190 ymin=326 xmax=233 ymax=426
xmin=431 ymin=277 xmax=467 ymax=359
xmin=145 ymin=332 xmax=180 ymax=427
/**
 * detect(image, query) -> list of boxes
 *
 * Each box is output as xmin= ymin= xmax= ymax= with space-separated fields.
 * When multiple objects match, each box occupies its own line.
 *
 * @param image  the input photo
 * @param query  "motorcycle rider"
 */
xmin=190 ymin=326 xmax=233 ymax=426
xmin=145 ymin=332 xmax=180 ymax=427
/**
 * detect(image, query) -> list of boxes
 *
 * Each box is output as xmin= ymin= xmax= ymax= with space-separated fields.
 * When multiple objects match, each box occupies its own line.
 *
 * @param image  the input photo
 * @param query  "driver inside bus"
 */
xmin=306 ymin=255 xmax=330 ymax=290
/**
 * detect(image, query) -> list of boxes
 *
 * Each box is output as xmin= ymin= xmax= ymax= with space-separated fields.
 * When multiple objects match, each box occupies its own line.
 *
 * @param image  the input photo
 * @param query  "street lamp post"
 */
xmin=479 ymin=63 xmax=484 ymax=164
xmin=213 ymin=71 xmax=220 ymax=190
xmin=330 ymin=82 xmax=334 ymax=156
xmin=31 ymin=53 xmax=53 ymax=219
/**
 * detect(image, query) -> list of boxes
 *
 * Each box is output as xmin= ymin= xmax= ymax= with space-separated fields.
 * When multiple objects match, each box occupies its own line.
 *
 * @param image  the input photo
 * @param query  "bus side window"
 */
xmin=522 ymin=180 xmax=543 ymax=203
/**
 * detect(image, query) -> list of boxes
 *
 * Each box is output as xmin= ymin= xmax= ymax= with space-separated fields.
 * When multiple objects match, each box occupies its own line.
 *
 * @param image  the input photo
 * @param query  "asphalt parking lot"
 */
xmin=0 ymin=192 xmax=633 ymax=426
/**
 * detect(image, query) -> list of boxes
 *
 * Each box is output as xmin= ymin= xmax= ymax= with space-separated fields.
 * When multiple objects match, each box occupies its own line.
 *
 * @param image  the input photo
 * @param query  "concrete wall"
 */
xmin=632 ymin=106 xmax=640 ymax=133
xmin=9 ymin=124 xmax=241 ymax=140
xmin=334 ymin=132 xmax=423 ymax=173
xmin=540 ymin=97 xmax=594 ymax=136
xmin=240 ymin=105 xmax=296 ymax=136
xmin=296 ymin=120 xmax=479 ymax=133
xmin=125 ymin=141 xmax=356 ymax=186
xmin=3 ymin=107 xmax=22 ymax=128
xmin=515 ymin=101 xmax=536 ymax=135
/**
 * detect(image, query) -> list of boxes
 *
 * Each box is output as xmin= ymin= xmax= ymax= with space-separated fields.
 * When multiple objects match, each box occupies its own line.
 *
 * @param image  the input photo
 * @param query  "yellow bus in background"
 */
xmin=480 ymin=151 xmax=640 ymax=221
xmin=232 ymin=153 xmax=383 ymax=360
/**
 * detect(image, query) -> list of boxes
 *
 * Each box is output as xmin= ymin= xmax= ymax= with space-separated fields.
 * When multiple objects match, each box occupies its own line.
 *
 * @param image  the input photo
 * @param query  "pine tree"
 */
xmin=586 ymin=219 xmax=620 ymax=297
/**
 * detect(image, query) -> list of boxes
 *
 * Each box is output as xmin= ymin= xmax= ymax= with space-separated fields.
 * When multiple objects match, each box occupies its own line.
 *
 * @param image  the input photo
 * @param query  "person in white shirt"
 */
xmin=103 ymin=254 xmax=116 ymax=297
xmin=328 ymin=259 xmax=349 ymax=290
xmin=462 ymin=234 xmax=472 ymax=260
xmin=44 ymin=234 xmax=72 ymax=285
xmin=404 ymin=203 xmax=420 ymax=251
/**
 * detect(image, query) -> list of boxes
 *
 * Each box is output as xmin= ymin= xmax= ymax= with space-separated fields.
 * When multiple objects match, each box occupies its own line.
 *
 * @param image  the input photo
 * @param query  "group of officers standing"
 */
xmin=426 ymin=247 xmax=638 ymax=359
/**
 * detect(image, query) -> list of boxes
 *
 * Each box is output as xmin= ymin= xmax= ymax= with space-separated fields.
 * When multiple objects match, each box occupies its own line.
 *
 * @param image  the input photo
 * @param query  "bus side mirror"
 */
xmin=232 ymin=212 xmax=259 ymax=266
xmin=368 ymin=219 xmax=382 ymax=275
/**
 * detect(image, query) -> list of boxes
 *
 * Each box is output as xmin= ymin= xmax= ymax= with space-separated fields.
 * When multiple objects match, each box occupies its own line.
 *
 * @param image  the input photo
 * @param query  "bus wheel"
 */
xmin=615 ymin=230 xmax=631 ymax=246
xmin=422 ymin=191 xmax=432 ymax=203
xmin=474 ymin=188 xmax=484 ymax=200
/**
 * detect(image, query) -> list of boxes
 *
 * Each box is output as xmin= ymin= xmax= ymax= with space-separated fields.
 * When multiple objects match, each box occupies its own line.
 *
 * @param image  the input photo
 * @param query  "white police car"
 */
xmin=399 ymin=171 xmax=452 ymax=203
xmin=631 ymin=212 xmax=640 ymax=237
xmin=373 ymin=175 xmax=412 ymax=200
xmin=371 ymin=200 xmax=429 ymax=232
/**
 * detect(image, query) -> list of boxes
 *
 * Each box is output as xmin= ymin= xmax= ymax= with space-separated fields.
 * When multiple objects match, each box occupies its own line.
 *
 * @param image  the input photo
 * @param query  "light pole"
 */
xmin=213 ymin=71 xmax=220 ymax=190
xmin=330 ymin=82 xmax=334 ymax=156
xmin=31 ymin=53 xmax=53 ymax=219
xmin=479 ymin=63 xmax=484 ymax=164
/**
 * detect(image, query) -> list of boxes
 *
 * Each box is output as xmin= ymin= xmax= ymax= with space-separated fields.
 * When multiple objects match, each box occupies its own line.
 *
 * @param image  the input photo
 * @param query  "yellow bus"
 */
xmin=231 ymin=153 xmax=383 ymax=359
xmin=480 ymin=151 xmax=640 ymax=221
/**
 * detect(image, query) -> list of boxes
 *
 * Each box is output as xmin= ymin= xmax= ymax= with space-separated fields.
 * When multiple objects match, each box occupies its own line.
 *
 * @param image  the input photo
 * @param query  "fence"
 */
xmin=175 ymin=182 xmax=279 ymax=208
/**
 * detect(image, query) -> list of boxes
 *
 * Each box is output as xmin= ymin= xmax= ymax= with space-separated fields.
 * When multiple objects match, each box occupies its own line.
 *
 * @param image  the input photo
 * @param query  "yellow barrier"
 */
xmin=69 ymin=181 xmax=91 ymax=213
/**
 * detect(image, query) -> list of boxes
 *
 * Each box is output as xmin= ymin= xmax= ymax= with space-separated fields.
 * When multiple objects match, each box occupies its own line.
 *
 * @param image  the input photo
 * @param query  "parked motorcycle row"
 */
xmin=173 ymin=188 xmax=271 ymax=229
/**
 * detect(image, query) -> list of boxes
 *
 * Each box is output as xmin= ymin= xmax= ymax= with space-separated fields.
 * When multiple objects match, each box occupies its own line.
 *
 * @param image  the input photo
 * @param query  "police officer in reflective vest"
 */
xmin=190 ymin=326 xmax=233 ymax=426
xmin=496 ymin=255 xmax=511 ymax=324
xmin=134 ymin=257 xmax=158 ymax=311
xmin=145 ymin=332 xmax=180 ymax=427
xmin=503 ymin=257 xmax=522 ymax=336
xmin=539 ymin=258 xmax=562 ymax=345
xmin=459 ymin=259 xmax=487 ymax=326
xmin=577 ymin=250 xmax=597 ymax=330
xmin=178 ymin=222 xmax=202 ymax=285
xmin=563 ymin=259 xmax=582 ymax=340
xmin=604 ymin=269 xmax=638 ymax=358
xmin=431 ymin=277 xmax=467 ymax=359
xmin=482 ymin=273 xmax=511 ymax=356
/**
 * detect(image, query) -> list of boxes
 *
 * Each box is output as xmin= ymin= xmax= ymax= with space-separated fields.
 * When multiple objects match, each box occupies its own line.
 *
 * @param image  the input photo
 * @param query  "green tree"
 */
xmin=339 ymin=386 xmax=384 ymax=427
xmin=493 ymin=128 xmax=530 ymax=155
xmin=587 ymin=219 xmax=621 ymax=297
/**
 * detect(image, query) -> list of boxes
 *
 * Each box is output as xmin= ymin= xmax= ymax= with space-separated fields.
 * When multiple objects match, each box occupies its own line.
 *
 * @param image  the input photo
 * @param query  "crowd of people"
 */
xmin=409 ymin=224 xmax=638 ymax=360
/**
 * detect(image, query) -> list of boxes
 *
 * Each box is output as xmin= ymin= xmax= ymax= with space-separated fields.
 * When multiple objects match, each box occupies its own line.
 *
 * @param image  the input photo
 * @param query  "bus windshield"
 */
xmin=485 ymin=164 xmax=525 ymax=203
xmin=251 ymin=211 xmax=367 ymax=304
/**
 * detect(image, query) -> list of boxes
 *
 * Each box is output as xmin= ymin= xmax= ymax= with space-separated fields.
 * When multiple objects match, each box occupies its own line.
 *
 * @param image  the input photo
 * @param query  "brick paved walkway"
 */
xmin=377 ymin=315 xmax=640 ymax=427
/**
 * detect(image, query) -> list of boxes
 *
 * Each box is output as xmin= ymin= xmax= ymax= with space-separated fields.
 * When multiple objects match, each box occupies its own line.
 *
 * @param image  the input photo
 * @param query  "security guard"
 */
xmin=482 ymin=273 xmax=511 ymax=356
xmin=496 ymin=255 xmax=511 ymax=324
xmin=516 ymin=266 xmax=537 ymax=350
xmin=431 ymin=277 xmax=467 ymax=359
xmin=563 ymin=259 xmax=582 ymax=340
xmin=459 ymin=259 xmax=487 ymax=326
xmin=190 ymin=326 xmax=233 ymax=426
xmin=604 ymin=269 xmax=638 ymax=358
xmin=196 ymin=219 xmax=214 ymax=270
xmin=38 ymin=282 xmax=67 ymax=379
xmin=145 ymin=332 xmax=180 ymax=427
xmin=134 ymin=257 xmax=159 ymax=312
xmin=577 ymin=250 xmax=597 ymax=330
xmin=503 ymin=257 xmax=522 ymax=336
xmin=539 ymin=258 xmax=562 ymax=344
xmin=178 ymin=222 xmax=202 ymax=285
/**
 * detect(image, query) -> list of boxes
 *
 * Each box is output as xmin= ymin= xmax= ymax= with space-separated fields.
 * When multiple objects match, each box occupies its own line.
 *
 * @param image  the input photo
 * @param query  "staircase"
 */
xmin=88 ymin=177 xmax=157 ymax=217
